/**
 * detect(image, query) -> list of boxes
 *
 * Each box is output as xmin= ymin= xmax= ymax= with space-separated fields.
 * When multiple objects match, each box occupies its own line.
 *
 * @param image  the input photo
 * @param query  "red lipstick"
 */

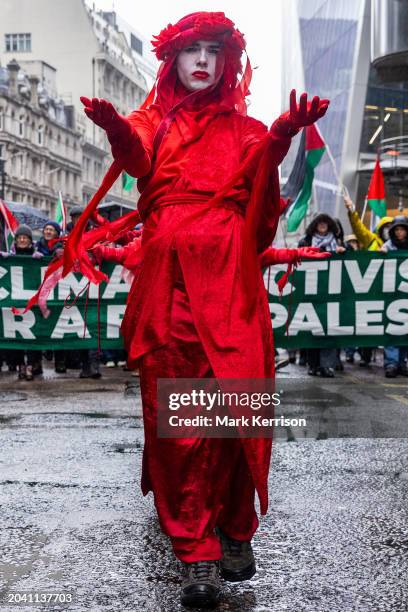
xmin=192 ymin=71 xmax=209 ymax=79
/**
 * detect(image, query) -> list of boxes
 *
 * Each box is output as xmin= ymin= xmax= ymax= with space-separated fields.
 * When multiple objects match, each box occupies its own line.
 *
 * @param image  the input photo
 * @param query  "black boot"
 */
xmin=180 ymin=561 xmax=220 ymax=608
xmin=320 ymin=367 xmax=334 ymax=378
xmin=216 ymin=528 xmax=256 ymax=582
xmin=385 ymin=365 xmax=398 ymax=378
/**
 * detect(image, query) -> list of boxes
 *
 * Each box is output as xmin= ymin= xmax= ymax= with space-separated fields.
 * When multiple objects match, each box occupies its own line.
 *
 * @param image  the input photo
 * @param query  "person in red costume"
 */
xmin=54 ymin=12 xmax=331 ymax=608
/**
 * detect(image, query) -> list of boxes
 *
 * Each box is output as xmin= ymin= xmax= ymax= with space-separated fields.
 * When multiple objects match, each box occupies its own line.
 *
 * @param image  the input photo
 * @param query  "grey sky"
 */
xmin=90 ymin=0 xmax=282 ymax=125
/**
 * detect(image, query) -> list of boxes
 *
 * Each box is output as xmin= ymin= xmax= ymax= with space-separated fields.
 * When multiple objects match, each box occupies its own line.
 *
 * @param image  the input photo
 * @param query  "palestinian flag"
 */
xmin=284 ymin=125 xmax=326 ymax=233
xmin=367 ymin=158 xmax=387 ymax=218
xmin=55 ymin=191 xmax=67 ymax=231
xmin=0 ymin=198 xmax=19 ymax=250
xmin=122 ymin=172 xmax=136 ymax=192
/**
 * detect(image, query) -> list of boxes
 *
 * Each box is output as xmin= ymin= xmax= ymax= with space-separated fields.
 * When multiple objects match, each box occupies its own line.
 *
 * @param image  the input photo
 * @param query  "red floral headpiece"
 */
xmin=151 ymin=12 xmax=246 ymax=63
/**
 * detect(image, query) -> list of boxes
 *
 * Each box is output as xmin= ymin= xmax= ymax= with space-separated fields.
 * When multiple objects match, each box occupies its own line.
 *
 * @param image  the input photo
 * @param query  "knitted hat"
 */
xmin=15 ymin=224 xmax=33 ymax=240
xmin=43 ymin=220 xmax=61 ymax=235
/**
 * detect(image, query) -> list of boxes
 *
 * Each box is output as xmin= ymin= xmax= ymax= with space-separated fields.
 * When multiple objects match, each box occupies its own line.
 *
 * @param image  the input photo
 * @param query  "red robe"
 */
xmin=111 ymin=103 xmax=292 ymax=522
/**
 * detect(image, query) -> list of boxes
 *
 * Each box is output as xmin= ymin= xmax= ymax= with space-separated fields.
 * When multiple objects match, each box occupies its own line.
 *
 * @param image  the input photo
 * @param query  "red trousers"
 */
xmin=139 ymin=272 xmax=259 ymax=562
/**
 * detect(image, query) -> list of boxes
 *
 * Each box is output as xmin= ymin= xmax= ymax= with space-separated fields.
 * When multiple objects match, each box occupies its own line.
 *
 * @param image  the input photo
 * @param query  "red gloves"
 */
xmin=271 ymin=89 xmax=330 ymax=138
xmin=91 ymin=244 xmax=126 ymax=265
xmin=80 ymin=97 xmax=133 ymax=144
xmin=260 ymin=246 xmax=331 ymax=267
xmin=297 ymin=246 xmax=331 ymax=259
xmin=80 ymin=97 xmax=150 ymax=176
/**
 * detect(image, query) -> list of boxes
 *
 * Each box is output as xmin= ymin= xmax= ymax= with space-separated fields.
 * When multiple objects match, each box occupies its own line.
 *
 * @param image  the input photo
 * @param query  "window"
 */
xmin=37 ymin=125 xmax=44 ymax=146
xmin=5 ymin=33 xmax=31 ymax=53
xmin=0 ymin=109 xmax=4 ymax=130
xmin=18 ymin=114 xmax=25 ymax=138
xmin=130 ymin=33 xmax=143 ymax=55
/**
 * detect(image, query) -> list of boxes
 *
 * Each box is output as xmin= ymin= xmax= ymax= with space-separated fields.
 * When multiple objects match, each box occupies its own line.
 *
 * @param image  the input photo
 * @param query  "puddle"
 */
xmin=0 ymin=528 xmax=48 ymax=586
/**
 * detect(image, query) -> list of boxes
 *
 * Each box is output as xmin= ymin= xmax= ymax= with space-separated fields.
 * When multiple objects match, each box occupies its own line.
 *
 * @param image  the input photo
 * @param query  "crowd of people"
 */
xmin=286 ymin=196 xmax=408 ymax=379
xmin=0 ymin=207 xmax=129 ymax=381
xmin=1 ymin=197 xmax=407 ymax=382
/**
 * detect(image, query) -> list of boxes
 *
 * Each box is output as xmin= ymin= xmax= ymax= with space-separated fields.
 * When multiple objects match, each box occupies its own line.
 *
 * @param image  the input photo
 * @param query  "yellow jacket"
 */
xmin=348 ymin=211 xmax=393 ymax=251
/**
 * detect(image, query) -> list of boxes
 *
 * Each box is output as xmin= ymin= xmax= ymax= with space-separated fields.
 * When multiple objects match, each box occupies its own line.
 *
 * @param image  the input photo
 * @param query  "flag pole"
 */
xmin=361 ymin=195 xmax=368 ymax=223
xmin=314 ymin=124 xmax=349 ymax=217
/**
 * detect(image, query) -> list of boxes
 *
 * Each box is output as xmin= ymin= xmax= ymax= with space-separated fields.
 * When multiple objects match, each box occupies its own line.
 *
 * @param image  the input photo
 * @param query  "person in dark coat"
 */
xmin=1 ymin=225 xmax=43 ymax=380
xmin=298 ymin=213 xmax=345 ymax=377
xmin=380 ymin=216 xmax=408 ymax=377
xmin=36 ymin=221 xmax=63 ymax=256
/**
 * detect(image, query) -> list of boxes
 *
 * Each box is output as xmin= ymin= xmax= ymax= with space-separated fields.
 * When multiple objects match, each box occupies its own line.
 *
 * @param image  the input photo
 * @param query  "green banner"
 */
xmin=267 ymin=251 xmax=408 ymax=348
xmin=0 ymin=256 xmax=127 ymax=350
xmin=0 ymin=252 xmax=407 ymax=350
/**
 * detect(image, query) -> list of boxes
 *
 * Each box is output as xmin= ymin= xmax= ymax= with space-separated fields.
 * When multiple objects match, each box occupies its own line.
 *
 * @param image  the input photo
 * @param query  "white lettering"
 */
xmin=288 ymin=303 xmax=324 ymax=336
xmin=385 ymin=300 xmax=408 ymax=335
xmin=355 ymin=301 xmax=384 ymax=335
xmin=327 ymin=302 xmax=354 ymax=335
xmin=102 ymin=265 xmax=130 ymax=299
xmin=345 ymin=259 xmax=383 ymax=293
xmin=0 ymin=266 xmax=9 ymax=300
xmin=106 ymin=304 xmax=126 ymax=338
xmin=397 ymin=259 xmax=408 ymax=293
xmin=2 ymin=307 xmax=35 ymax=339
xmin=11 ymin=266 xmax=35 ymax=300
xmin=264 ymin=266 xmax=294 ymax=297
xmin=51 ymin=306 xmax=90 ymax=339
xmin=328 ymin=260 xmax=342 ymax=294
xmin=382 ymin=258 xmax=397 ymax=293
xmin=269 ymin=303 xmax=288 ymax=328
xmin=299 ymin=262 xmax=329 ymax=295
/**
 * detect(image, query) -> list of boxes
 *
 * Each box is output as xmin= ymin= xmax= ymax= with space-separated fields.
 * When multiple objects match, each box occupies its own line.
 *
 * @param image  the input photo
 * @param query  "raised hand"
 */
xmin=79 ymin=97 xmax=150 ymax=175
xmin=344 ymin=195 xmax=355 ymax=212
xmin=80 ymin=96 xmax=133 ymax=144
xmin=80 ymin=97 xmax=120 ymax=129
xmin=272 ymin=89 xmax=330 ymax=137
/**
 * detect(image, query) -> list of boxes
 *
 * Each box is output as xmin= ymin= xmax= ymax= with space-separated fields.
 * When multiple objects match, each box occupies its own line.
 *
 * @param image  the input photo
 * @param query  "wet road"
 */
xmin=0 ymin=358 xmax=407 ymax=611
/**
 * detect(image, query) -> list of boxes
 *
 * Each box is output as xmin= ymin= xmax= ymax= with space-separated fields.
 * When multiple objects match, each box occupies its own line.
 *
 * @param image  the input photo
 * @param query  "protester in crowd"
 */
xmin=344 ymin=195 xmax=392 ymax=251
xmin=37 ymin=219 xmax=67 ymax=373
xmin=379 ymin=216 xmax=408 ymax=377
xmin=298 ymin=213 xmax=345 ymax=377
xmin=343 ymin=195 xmax=391 ymax=368
xmin=66 ymin=206 xmax=107 ymax=234
xmin=36 ymin=221 xmax=63 ymax=256
xmin=380 ymin=215 xmax=408 ymax=252
xmin=66 ymin=206 xmax=84 ymax=233
xmin=344 ymin=233 xmax=359 ymax=251
xmin=1 ymin=225 xmax=43 ymax=380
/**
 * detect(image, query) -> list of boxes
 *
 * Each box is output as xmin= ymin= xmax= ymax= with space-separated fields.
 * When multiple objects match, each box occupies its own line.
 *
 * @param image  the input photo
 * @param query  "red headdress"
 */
xmin=144 ymin=12 xmax=252 ymax=116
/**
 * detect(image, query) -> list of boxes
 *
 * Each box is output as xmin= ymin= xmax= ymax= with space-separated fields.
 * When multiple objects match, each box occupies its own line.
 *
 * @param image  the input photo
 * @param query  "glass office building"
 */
xmin=281 ymin=0 xmax=408 ymax=230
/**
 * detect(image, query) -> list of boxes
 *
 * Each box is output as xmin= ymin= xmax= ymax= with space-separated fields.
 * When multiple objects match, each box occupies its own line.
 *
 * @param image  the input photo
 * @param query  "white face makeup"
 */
xmin=176 ymin=39 xmax=225 ymax=91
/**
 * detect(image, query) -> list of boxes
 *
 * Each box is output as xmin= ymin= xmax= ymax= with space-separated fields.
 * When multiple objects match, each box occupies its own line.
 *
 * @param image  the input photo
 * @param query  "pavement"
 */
xmin=0 ymin=355 xmax=407 ymax=611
